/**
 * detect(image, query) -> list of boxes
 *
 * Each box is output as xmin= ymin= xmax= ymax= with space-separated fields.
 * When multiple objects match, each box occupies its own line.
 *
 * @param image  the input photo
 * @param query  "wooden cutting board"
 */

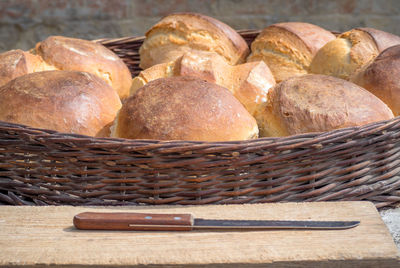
xmin=0 ymin=201 xmax=398 ymax=267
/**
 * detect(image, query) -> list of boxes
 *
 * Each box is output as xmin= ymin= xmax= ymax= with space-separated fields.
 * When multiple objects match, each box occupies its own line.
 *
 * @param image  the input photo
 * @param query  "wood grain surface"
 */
xmin=0 ymin=202 xmax=398 ymax=267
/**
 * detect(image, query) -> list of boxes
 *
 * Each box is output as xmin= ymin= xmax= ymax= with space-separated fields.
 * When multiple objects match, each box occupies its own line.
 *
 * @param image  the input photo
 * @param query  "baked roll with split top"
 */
xmin=247 ymin=22 xmax=335 ymax=82
xmin=310 ymin=28 xmax=400 ymax=80
xmin=139 ymin=12 xmax=249 ymax=69
xmin=0 ymin=49 xmax=56 ymax=87
xmin=0 ymin=36 xmax=132 ymax=100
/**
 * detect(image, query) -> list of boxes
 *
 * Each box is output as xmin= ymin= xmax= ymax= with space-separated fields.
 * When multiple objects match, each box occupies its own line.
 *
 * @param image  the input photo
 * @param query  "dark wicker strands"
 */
xmin=0 ymin=30 xmax=400 ymax=208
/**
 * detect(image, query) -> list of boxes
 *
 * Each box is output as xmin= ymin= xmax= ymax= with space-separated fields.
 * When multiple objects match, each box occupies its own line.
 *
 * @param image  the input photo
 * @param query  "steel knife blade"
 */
xmin=73 ymin=212 xmax=360 ymax=231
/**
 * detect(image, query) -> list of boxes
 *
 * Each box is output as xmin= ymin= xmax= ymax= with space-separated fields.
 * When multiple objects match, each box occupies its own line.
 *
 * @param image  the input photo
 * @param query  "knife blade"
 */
xmin=73 ymin=212 xmax=360 ymax=231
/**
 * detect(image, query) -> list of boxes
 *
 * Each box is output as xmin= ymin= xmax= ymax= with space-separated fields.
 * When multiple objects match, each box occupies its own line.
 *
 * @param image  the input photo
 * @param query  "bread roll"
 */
xmin=310 ymin=28 xmax=400 ymax=80
xmin=131 ymin=51 xmax=276 ymax=116
xmin=112 ymin=76 xmax=258 ymax=141
xmin=139 ymin=12 xmax=249 ymax=69
xmin=255 ymin=74 xmax=394 ymax=137
xmin=34 ymin=36 xmax=132 ymax=99
xmin=0 ymin=49 xmax=55 ymax=87
xmin=351 ymin=45 xmax=400 ymax=116
xmin=0 ymin=71 xmax=122 ymax=137
xmin=246 ymin=22 xmax=335 ymax=82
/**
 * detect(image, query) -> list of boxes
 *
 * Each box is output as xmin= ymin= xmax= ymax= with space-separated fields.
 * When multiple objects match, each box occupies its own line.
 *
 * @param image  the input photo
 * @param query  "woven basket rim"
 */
xmin=1 ymin=115 xmax=399 ymax=146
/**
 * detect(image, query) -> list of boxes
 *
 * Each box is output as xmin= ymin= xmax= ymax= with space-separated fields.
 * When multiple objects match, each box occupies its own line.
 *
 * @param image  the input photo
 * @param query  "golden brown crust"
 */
xmin=357 ymin=27 xmax=400 ymax=52
xmin=0 ymin=70 xmax=121 ymax=137
xmin=351 ymin=45 xmax=400 ymax=116
xmin=35 ymin=36 xmax=132 ymax=99
xmin=230 ymin=61 xmax=275 ymax=116
xmin=0 ymin=50 xmax=29 ymax=87
xmin=130 ymin=62 xmax=173 ymax=95
xmin=130 ymin=51 xmax=275 ymax=117
xmin=139 ymin=12 xmax=249 ymax=69
xmin=247 ymin=22 xmax=335 ymax=82
xmin=310 ymin=28 xmax=400 ymax=80
xmin=113 ymin=76 xmax=258 ymax=141
xmin=0 ymin=50 xmax=55 ymax=87
xmin=271 ymin=22 xmax=336 ymax=55
xmin=255 ymin=74 xmax=394 ymax=137
xmin=176 ymin=51 xmax=227 ymax=84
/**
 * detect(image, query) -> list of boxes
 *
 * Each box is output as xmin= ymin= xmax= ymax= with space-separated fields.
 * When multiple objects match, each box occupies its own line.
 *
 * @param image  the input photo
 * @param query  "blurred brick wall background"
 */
xmin=0 ymin=0 xmax=399 ymax=52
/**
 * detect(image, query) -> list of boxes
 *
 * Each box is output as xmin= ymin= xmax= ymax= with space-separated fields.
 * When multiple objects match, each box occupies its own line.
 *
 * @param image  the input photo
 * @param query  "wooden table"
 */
xmin=0 ymin=201 xmax=398 ymax=267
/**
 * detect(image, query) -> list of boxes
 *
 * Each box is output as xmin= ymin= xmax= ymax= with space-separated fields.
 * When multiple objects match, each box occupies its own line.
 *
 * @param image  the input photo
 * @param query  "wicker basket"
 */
xmin=0 ymin=30 xmax=399 ymax=208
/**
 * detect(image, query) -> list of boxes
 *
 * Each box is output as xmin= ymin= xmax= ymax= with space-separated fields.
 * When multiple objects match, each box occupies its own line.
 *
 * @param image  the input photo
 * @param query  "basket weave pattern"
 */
xmin=0 ymin=30 xmax=399 ymax=208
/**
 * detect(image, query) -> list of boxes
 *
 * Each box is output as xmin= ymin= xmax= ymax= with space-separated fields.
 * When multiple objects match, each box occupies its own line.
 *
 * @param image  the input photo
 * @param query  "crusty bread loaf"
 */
xmin=310 ymin=28 xmax=400 ymax=80
xmin=351 ymin=45 xmax=400 ymax=116
xmin=0 ymin=49 xmax=55 ymax=87
xmin=139 ymin=12 xmax=249 ymax=69
xmin=0 ymin=37 xmax=132 ymax=100
xmin=34 ymin=36 xmax=132 ymax=99
xmin=246 ymin=22 xmax=335 ymax=82
xmin=112 ymin=76 xmax=259 ymax=141
xmin=255 ymin=74 xmax=394 ymax=137
xmin=131 ymin=51 xmax=275 ymax=116
xmin=0 ymin=71 xmax=121 ymax=137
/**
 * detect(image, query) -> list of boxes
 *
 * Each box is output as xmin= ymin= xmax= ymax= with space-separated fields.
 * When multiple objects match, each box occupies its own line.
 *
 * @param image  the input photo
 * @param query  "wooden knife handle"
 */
xmin=73 ymin=212 xmax=194 ymax=231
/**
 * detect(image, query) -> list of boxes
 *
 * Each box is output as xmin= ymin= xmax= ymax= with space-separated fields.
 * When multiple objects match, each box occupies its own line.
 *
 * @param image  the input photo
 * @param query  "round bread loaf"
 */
xmin=310 ymin=28 xmax=400 ymax=80
xmin=351 ymin=45 xmax=400 ymax=116
xmin=0 ymin=49 xmax=55 ymax=87
xmin=0 ymin=70 xmax=122 ymax=137
xmin=112 ymin=76 xmax=259 ymax=141
xmin=34 ymin=36 xmax=132 ymax=99
xmin=254 ymin=74 xmax=394 ymax=137
xmin=139 ymin=12 xmax=249 ymax=69
xmin=246 ymin=22 xmax=335 ymax=82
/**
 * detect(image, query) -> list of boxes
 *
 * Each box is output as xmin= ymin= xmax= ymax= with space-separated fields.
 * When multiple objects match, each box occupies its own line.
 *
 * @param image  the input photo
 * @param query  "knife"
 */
xmin=73 ymin=212 xmax=360 ymax=231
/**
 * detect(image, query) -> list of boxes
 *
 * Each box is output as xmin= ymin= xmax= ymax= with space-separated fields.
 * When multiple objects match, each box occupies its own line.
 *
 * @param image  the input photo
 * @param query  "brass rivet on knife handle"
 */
xmin=73 ymin=212 xmax=194 ymax=231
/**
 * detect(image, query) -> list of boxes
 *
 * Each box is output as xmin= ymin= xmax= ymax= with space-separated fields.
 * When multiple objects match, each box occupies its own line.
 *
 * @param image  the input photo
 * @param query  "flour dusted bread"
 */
xmin=131 ymin=51 xmax=275 ymax=116
xmin=351 ymin=45 xmax=400 ymax=116
xmin=0 ymin=49 xmax=55 ymax=87
xmin=246 ymin=22 xmax=335 ymax=82
xmin=255 ymin=74 xmax=394 ymax=137
xmin=0 ymin=71 xmax=121 ymax=137
xmin=139 ymin=13 xmax=249 ymax=69
xmin=310 ymin=28 xmax=400 ymax=80
xmin=112 ymin=76 xmax=258 ymax=141
xmin=34 ymin=36 xmax=132 ymax=99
